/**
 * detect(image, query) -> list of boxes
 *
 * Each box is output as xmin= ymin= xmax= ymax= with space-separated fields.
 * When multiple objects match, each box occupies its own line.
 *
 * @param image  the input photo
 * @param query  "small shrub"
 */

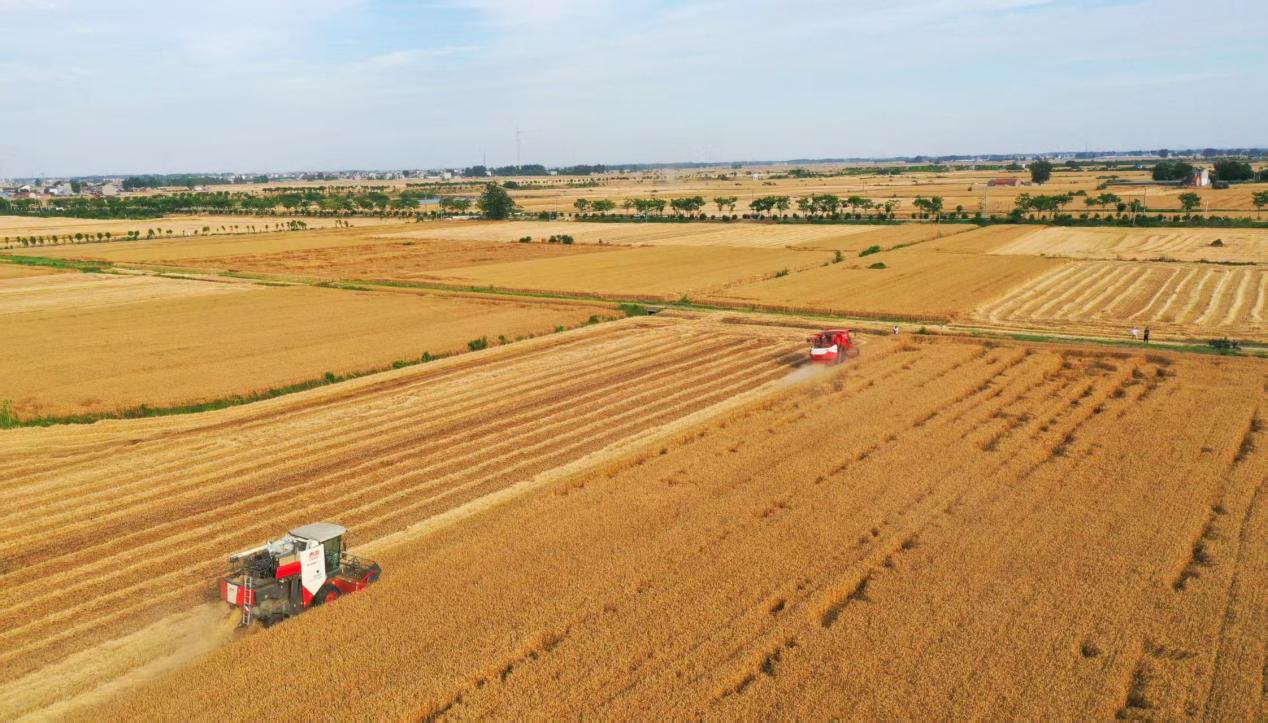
xmin=467 ymin=336 xmax=489 ymax=351
xmin=774 ymin=269 xmax=790 ymax=278
xmin=0 ymin=399 xmax=18 ymax=428
xmin=392 ymin=360 xmax=407 ymax=369
xmin=498 ymin=335 xmax=509 ymax=345
xmin=916 ymin=326 xmax=929 ymax=335
xmin=1210 ymin=238 xmax=1224 ymax=247
xmin=519 ymin=236 xmax=532 ymax=243
xmin=421 ymin=352 xmax=433 ymax=362
xmin=587 ymin=314 xmax=602 ymax=325
xmin=859 ymin=245 xmax=882 ymax=257
xmin=323 ymin=371 xmax=338 ymax=383
xmin=868 ymin=262 xmax=887 ymax=269
xmin=554 ymin=325 xmax=566 ymax=333
xmin=618 ymin=302 xmax=649 ymax=316
xmin=833 ymin=249 xmax=844 ymax=263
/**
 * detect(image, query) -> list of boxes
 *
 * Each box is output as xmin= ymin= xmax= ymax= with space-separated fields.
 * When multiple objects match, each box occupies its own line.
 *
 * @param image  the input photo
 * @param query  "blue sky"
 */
xmin=0 ymin=0 xmax=1264 ymax=176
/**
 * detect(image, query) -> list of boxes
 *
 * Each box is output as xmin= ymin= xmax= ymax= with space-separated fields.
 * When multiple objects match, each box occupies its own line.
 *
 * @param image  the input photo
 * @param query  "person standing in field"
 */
xmin=1131 ymin=327 xmax=1139 ymax=341
xmin=1143 ymin=327 xmax=1150 ymax=344
xmin=893 ymin=325 xmax=900 ymax=335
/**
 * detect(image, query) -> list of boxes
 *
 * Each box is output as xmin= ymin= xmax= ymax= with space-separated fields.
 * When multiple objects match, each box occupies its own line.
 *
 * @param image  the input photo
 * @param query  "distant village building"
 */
xmin=1185 ymin=168 xmax=1211 ymax=187
xmin=98 ymin=182 xmax=119 ymax=197
xmin=987 ymin=177 xmax=1025 ymax=187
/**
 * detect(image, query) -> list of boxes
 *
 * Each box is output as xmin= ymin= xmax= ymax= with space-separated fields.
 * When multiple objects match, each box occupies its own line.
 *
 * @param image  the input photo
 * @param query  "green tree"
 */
xmin=713 ymin=196 xmax=738 ymax=214
xmin=1251 ymin=190 xmax=1268 ymax=217
xmin=1096 ymin=192 xmax=1121 ymax=210
xmin=913 ymin=195 xmax=944 ymax=220
xmin=1029 ymin=159 xmax=1054 ymax=184
xmin=814 ymin=194 xmax=841 ymax=216
xmin=1152 ymin=160 xmax=1194 ymax=181
xmin=477 ymin=184 xmax=515 ymax=219
xmin=573 ymin=198 xmax=590 ymax=214
xmin=1178 ymin=191 xmax=1202 ymax=213
xmin=591 ymin=199 xmax=616 ymax=213
xmin=670 ymin=195 xmax=705 ymax=215
xmin=1212 ymin=160 xmax=1254 ymax=182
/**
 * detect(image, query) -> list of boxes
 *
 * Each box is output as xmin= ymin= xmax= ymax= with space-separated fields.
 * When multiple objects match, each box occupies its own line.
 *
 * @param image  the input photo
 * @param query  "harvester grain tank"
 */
xmin=808 ymin=329 xmax=858 ymax=364
xmin=220 ymin=522 xmax=381 ymax=627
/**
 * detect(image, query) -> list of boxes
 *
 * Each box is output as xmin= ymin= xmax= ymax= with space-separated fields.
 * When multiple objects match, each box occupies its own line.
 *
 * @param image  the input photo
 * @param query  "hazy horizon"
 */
xmin=2 ymin=0 xmax=1265 ymax=177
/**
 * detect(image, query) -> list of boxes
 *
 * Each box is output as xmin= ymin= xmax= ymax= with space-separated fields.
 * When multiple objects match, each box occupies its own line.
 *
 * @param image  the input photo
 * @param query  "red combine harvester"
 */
xmin=808 ymin=329 xmax=858 ymax=364
xmin=220 ymin=522 xmax=381 ymax=627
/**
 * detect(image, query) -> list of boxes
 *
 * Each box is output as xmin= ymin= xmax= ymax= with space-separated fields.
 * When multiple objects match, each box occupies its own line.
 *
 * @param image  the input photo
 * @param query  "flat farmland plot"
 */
xmin=975 ymin=260 xmax=1267 ymax=340
xmin=0 ymin=214 xmax=397 ymax=248
xmin=89 ymin=335 xmax=1267 ymax=720
xmin=382 ymin=220 xmax=889 ymax=248
xmin=181 ymin=238 xmax=614 ymax=281
xmin=708 ymin=249 xmax=1062 ymax=320
xmin=0 ymin=272 xmax=611 ymax=418
xmin=8 ymin=223 xmax=417 ymax=264
xmin=0 ymin=316 xmax=805 ymax=718
xmin=428 ymin=245 xmax=828 ymax=298
xmin=991 ymin=226 xmax=1268 ymax=263
xmin=0 ymin=263 xmax=66 ymax=279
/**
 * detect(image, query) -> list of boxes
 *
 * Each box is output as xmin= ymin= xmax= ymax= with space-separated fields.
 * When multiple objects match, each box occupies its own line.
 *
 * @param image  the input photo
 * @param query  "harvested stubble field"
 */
xmin=0 ymin=271 xmax=611 ymax=418
xmin=991 ymin=226 xmax=1268 ymax=264
xmin=0 ymin=314 xmax=807 ymax=719
xmin=0 ymin=262 xmax=64 ymax=279
xmin=175 ymin=237 xmax=613 ymax=281
xmin=9 ymin=223 xmax=415 ymax=264
xmin=0 ymin=214 xmax=392 ymax=246
xmin=707 ymin=248 xmax=1062 ymax=320
xmin=975 ymin=260 xmax=1268 ymax=341
xmin=426 ymin=244 xmax=828 ymax=299
xmin=381 ymin=219 xmax=895 ymax=249
xmin=55 ymin=331 xmax=1266 ymax=720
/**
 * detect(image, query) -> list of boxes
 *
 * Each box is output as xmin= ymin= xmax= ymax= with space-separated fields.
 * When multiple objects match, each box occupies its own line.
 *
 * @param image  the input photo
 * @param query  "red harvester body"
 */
xmin=220 ymin=522 xmax=380 ymax=627
xmin=808 ymin=329 xmax=858 ymax=364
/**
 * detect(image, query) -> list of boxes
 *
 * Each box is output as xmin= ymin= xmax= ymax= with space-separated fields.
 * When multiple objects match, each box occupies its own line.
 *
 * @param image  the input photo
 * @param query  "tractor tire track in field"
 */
xmin=0 ymin=316 xmax=806 ymax=690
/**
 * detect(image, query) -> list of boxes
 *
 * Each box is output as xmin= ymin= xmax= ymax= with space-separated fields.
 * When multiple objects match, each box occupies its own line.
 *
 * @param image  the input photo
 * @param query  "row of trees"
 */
xmin=1153 ymin=159 xmax=1262 ymax=182
xmin=572 ymin=194 xmax=906 ymax=219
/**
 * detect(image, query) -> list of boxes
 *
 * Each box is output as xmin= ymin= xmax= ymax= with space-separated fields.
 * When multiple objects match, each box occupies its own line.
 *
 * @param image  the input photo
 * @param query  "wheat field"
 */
xmin=991 ymin=226 xmax=1268 ymax=264
xmin=0 ymin=315 xmax=807 ymax=719
xmin=60 ymin=331 xmax=1266 ymax=721
xmin=707 ymin=249 xmax=1062 ymax=320
xmin=0 ymin=272 xmax=612 ymax=417
xmin=975 ymin=260 xmax=1267 ymax=340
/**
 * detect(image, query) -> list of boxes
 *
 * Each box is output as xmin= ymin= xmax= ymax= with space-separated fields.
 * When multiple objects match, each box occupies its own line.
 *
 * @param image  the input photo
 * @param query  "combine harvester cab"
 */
xmin=808 ymin=329 xmax=858 ymax=365
xmin=221 ymin=522 xmax=381 ymax=627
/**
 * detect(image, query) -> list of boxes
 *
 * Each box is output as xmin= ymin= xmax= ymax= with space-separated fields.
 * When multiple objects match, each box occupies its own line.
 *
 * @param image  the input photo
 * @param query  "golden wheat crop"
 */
xmin=0 ymin=272 xmax=613 ymax=417
xmin=72 ymin=333 xmax=1266 ymax=721
xmin=428 ymin=245 xmax=827 ymax=298
xmin=991 ymin=226 xmax=1268 ymax=264
xmin=708 ymin=249 xmax=1061 ymax=320
xmin=0 ymin=315 xmax=805 ymax=719
xmin=975 ymin=260 xmax=1267 ymax=340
